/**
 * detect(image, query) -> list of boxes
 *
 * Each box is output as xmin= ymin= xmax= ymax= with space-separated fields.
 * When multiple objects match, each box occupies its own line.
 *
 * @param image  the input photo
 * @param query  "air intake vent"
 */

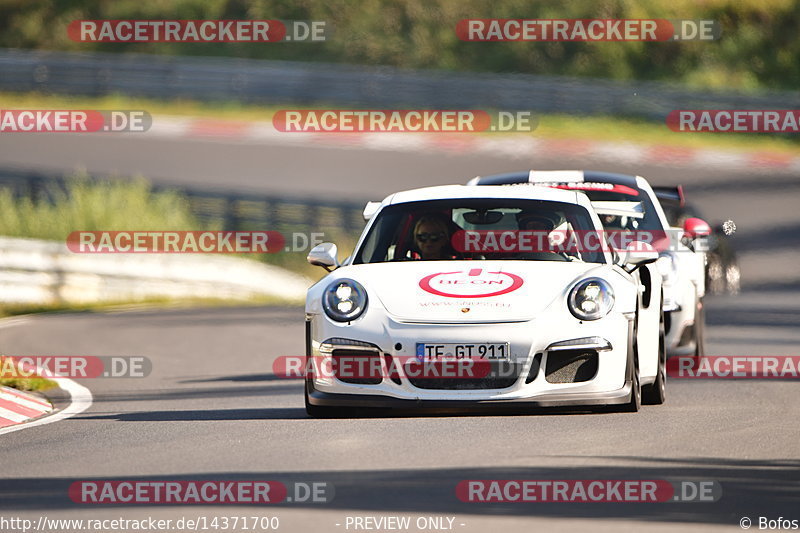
xmin=331 ymin=349 xmax=382 ymax=385
xmin=525 ymin=353 xmax=543 ymax=384
xmin=408 ymin=361 xmax=521 ymax=390
xmin=545 ymin=350 xmax=598 ymax=383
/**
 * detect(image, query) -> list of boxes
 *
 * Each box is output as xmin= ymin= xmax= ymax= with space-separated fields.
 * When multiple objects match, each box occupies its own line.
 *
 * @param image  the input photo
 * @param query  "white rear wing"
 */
xmin=590 ymin=201 xmax=645 ymax=219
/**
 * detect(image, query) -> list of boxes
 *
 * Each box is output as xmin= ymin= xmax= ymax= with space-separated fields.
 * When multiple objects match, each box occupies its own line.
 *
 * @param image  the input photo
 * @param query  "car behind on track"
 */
xmin=467 ymin=170 xmax=710 ymax=357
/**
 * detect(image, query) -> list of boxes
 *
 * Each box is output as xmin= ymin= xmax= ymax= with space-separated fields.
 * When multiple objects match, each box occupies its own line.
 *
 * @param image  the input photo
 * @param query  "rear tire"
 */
xmin=642 ymin=310 xmax=667 ymax=405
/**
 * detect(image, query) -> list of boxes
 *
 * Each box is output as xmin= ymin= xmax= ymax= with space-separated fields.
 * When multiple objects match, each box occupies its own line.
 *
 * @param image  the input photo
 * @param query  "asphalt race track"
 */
xmin=1 ymin=133 xmax=799 ymax=531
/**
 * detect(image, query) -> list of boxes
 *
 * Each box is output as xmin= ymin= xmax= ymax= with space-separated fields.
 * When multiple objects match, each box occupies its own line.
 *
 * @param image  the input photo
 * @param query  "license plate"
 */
xmin=416 ymin=343 xmax=510 ymax=362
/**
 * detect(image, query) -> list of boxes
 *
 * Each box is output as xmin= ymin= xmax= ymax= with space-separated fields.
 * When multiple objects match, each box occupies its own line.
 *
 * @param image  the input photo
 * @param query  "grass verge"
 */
xmin=0 ymin=357 xmax=58 ymax=392
xmin=0 ymin=294 xmax=305 ymax=320
xmin=0 ymin=174 xmax=208 ymax=240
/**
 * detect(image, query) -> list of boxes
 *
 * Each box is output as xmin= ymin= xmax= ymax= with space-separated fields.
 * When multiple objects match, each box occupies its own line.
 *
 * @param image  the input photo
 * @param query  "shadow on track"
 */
xmin=84 ymin=383 xmax=301 ymax=404
xmin=2 ymin=460 xmax=799 ymax=526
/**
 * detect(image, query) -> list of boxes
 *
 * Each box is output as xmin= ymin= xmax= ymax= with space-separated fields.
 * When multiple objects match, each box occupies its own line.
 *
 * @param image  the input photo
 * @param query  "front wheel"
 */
xmin=622 ymin=359 xmax=641 ymax=412
xmin=621 ymin=323 xmax=641 ymax=413
xmin=642 ymin=310 xmax=667 ymax=405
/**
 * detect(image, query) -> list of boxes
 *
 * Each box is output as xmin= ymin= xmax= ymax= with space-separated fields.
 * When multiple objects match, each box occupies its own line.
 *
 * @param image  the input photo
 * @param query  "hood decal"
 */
xmin=419 ymin=268 xmax=524 ymax=298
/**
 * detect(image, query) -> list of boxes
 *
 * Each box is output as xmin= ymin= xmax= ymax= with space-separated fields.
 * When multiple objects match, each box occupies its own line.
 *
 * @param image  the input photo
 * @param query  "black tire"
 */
xmin=694 ymin=297 xmax=706 ymax=361
xmin=642 ymin=310 xmax=667 ymax=405
xmin=622 ymin=358 xmax=641 ymax=412
xmin=621 ymin=319 xmax=641 ymax=412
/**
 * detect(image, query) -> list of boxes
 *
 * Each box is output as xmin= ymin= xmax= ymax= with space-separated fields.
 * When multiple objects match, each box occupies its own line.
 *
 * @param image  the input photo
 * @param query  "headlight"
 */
xmin=323 ymin=279 xmax=368 ymax=322
xmin=568 ymin=278 xmax=614 ymax=320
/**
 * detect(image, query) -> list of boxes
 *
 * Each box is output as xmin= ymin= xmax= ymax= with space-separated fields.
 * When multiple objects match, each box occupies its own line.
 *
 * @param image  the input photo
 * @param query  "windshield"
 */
xmin=543 ymin=183 xmax=664 ymax=231
xmin=353 ymin=199 xmax=607 ymax=265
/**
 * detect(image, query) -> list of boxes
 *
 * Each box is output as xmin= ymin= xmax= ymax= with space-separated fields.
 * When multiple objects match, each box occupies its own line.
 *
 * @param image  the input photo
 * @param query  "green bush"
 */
xmin=0 ymin=175 xmax=206 ymax=240
xmin=0 ymin=357 xmax=57 ymax=391
xmin=0 ymin=0 xmax=798 ymax=90
xmin=0 ymin=174 xmax=333 ymax=279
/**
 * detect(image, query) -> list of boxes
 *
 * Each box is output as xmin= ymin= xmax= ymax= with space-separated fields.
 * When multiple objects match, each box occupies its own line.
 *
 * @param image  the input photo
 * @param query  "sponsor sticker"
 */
xmin=418 ymin=269 xmax=524 ymax=298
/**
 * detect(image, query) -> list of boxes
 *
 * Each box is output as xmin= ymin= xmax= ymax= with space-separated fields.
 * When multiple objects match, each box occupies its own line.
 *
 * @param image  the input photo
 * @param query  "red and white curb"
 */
xmin=0 ymin=386 xmax=52 ymax=428
xmin=0 ymin=320 xmax=93 ymax=437
xmin=0 ymin=378 xmax=92 ymax=436
xmin=140 ymin=116 xmax=800 ymax=173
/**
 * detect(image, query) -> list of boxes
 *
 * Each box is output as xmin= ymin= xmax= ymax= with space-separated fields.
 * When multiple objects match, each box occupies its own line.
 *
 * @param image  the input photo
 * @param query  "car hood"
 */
xmin=345 ymin=260 xmax=609 ymax=323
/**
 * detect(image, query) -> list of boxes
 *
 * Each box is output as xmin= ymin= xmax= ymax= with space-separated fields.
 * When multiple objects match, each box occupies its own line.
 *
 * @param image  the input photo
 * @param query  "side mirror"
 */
xmin=683 ymin=217 xmax=711 ymax=239
xmin=621 ymin=241 xmax=659 ymax=272
xmin=307 ymin=242 xmax=340 ymax=271
xmin=363 ymin=201 xmax=381 ymax=221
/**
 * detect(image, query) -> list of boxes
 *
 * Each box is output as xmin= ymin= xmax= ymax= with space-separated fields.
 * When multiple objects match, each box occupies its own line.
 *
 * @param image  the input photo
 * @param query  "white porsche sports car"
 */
xmin=467 ymin=171 xmax=710 ymax=357
xmin=304 ymin=185 xmax=666 ymax=416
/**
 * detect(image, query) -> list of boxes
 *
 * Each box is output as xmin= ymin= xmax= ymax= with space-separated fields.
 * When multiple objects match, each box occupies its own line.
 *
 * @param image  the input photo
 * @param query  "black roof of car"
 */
xmin=472 ymin=170 xmax=642 ymax=189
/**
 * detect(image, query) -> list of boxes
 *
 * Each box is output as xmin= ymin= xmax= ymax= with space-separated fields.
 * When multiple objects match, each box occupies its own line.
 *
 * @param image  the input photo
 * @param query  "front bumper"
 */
xmin=306 ymin=380 xmax=633 ymax=409
xmin=305 ymin=310 xmax=634 ymax=407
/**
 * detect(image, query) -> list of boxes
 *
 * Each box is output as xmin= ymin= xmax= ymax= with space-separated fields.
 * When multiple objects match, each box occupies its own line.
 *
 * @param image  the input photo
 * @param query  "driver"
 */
xmin=412 ymin=214 xmax=454 ymax=260
xmin=518 ymin=213 xmax=557 ymax=233
xmin=515 ymin=211 xmax=570 ymax=258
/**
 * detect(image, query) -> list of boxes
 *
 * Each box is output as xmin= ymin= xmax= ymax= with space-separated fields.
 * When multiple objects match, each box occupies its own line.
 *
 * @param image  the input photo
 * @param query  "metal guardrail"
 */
xmin=2 ymin=48 xmax=799 ymax=120
xmin=0 ymin=235 xmax=313 ymax=304
xmin=0 ymin=168 xmax=366 ymax=238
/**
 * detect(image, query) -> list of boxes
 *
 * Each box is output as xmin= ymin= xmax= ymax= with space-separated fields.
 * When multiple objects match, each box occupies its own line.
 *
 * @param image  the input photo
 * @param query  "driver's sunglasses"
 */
xmin=415 ymin=232 xmax=446 ymax=243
